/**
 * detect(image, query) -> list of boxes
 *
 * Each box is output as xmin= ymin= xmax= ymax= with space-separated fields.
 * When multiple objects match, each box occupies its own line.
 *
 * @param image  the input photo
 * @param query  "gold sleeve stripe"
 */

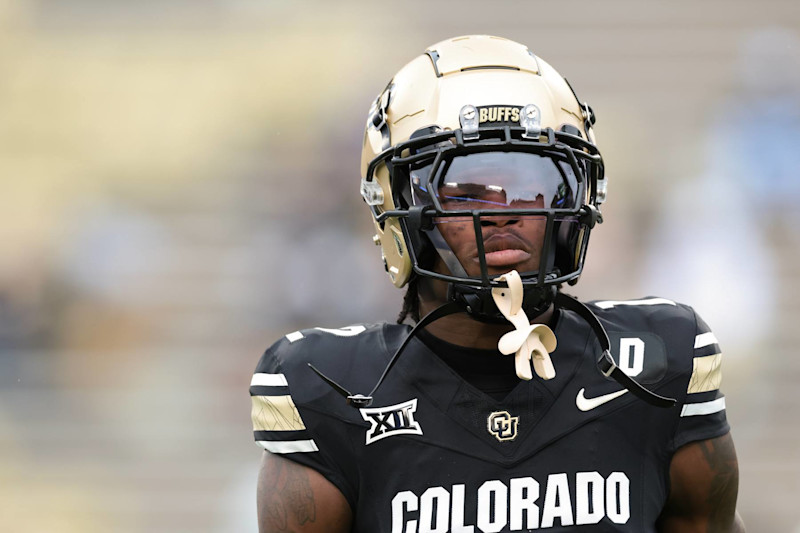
xmin=687 ymin=353 xmax=722 ymax=394
xmin=251 ymin=395 xmax=307 ymax=432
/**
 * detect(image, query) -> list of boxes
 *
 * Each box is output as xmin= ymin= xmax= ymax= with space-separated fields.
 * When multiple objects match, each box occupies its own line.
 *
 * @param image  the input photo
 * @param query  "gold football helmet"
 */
xmin=360 ymin=35 xmax=605 ymax=320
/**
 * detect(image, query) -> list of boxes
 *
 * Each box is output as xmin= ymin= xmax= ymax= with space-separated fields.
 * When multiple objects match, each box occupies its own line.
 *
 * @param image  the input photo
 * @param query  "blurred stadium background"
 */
xmin=1 ymin=0 xmax=799 ymax=531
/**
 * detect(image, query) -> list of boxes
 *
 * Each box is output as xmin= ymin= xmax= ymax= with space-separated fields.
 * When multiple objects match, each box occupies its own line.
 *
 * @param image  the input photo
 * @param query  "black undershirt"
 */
xmin=417 ymin=308 xmax=560 ymax=402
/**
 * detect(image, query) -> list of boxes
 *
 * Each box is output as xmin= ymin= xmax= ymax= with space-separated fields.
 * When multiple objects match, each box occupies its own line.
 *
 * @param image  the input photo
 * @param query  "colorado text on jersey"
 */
xmin=392 ymin=472 xmax=630 ymax=532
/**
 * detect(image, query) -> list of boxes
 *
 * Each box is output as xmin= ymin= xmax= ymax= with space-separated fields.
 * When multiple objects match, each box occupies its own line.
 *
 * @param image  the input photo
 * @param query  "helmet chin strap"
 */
xmin=447 ymin=281 xmax=557 ymax=324
xmin=491 ymin=270 xmax=557 ymax=381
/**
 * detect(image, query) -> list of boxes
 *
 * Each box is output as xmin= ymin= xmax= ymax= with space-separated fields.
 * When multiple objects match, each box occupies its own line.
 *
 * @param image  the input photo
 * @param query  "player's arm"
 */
xmin=657 ymin=432 xmax=745 ymax=533
xmin=257 ymin=451 xmax=352 ymax=533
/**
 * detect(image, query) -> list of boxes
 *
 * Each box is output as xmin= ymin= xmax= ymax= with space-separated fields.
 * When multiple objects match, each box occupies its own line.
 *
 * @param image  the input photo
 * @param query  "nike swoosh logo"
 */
xmin=576 ymin=388 xmax=629 ymax=411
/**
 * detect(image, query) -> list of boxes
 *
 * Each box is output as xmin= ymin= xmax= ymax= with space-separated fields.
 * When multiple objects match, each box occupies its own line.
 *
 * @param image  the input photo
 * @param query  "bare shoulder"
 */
xmin=257 ymin=452 xmax=352 ymax=533
xmin=657 ymin=432 xmax=745 ymax=532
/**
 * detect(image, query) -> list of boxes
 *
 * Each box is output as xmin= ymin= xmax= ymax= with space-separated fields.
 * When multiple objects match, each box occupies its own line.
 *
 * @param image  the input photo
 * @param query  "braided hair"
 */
xmin=396 ymin=275 xmax=421 ymax=324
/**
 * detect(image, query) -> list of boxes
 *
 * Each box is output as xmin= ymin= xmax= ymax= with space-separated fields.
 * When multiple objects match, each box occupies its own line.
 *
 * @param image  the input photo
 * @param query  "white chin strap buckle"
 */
xmin=491 ymin=271 xmax=557 ymax=381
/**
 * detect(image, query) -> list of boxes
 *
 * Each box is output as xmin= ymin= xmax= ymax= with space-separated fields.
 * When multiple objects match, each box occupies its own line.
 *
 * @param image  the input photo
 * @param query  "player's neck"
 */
xmin=417 ymin=278 xmax=554 ymax=351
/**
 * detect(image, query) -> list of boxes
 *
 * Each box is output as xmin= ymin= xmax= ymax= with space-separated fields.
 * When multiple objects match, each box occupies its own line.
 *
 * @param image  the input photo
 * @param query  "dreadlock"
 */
xmin=396 ymin=275 xmax=420 ymax=324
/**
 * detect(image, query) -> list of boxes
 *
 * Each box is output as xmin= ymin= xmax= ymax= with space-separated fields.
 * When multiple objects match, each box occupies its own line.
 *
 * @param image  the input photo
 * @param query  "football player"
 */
xmin=251 ymin=35 xmax=744 ymax=532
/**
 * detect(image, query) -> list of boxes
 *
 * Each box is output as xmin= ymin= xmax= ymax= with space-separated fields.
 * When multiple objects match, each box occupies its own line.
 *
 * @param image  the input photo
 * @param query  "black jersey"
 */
xmin=250 ymin=297 xmax=729 ymax=532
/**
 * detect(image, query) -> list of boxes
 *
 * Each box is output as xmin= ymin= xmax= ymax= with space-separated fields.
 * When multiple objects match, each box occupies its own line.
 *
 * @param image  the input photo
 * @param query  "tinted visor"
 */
xmin=411 ymin=152 xmax=579 ymax=211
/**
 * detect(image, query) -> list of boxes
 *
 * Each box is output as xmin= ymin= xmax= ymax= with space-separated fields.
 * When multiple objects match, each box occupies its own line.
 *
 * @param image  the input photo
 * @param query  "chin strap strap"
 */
xmin=491 ymin=271 xmax=557 ymax=381
xmin=308 ymin=300 xmax=462 ymax=408
xmin=554 ymin=292 xmax=676 ymax=408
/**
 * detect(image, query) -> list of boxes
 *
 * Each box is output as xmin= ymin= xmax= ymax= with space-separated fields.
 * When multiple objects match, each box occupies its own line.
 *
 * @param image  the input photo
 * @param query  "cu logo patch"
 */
xmin=487 ymin=411 xmax=519 ymax=441
xmin=359 ymin=399 xmax=423 ymax=445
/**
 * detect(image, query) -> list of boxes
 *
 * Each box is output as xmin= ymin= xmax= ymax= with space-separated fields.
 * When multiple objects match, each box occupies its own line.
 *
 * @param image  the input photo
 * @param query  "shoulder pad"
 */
xmin=584 ymin=297 xmax=701 ymax=384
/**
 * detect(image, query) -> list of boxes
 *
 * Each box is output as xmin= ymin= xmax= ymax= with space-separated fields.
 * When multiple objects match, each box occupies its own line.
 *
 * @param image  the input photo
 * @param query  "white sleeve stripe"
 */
xmin=680 ymin=397 xmax=726 ymax=417
xmin=694 ymin=332 xmax=719 ymax=349
xmin=251 ymin=373 xmax=288 ymax=387
xmin=594 ymin=298 xmax=676 ymax=309
xmin=285 ymin=331 xmax=304 ymax=343
xmin=257 ymin=439 xmax=319 ymax=453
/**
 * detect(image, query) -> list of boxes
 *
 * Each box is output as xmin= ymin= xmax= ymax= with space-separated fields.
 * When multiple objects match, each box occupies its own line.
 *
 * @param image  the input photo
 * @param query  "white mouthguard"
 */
xmin=491 ymin=270 xmax=557 ymax=380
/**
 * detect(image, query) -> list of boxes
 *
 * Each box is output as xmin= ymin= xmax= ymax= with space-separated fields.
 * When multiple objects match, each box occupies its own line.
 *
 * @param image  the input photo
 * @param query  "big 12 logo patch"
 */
xmin=359 ymin=399 xmax=423 ymax=445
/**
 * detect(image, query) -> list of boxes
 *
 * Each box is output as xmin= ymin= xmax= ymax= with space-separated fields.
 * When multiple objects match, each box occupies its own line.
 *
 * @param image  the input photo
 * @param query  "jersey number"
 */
xmin=618 ymin=337 xmax=644 ymax=377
